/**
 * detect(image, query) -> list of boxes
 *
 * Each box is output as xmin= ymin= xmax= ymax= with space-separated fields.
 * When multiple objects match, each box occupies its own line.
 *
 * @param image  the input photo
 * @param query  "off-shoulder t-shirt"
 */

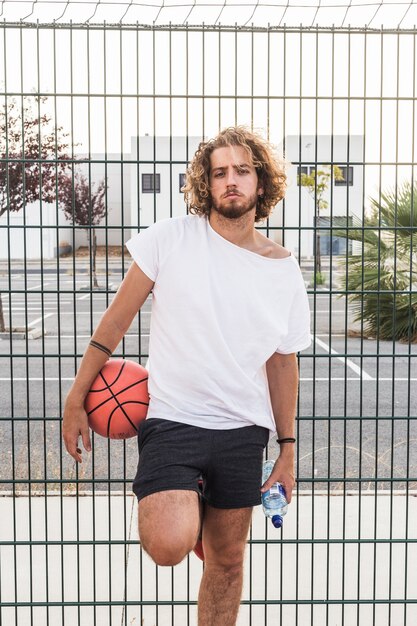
xmin=126 ymin=214 xmax=310 ymax=433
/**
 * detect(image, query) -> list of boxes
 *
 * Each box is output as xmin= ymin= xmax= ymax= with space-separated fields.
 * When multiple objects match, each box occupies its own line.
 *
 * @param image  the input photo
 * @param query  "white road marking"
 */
xmin=4 ymin=308 xmax=151 ymax=315
xmin=27 ymin=283 xmax=51 ymax=291
xmin=316 ymin=333 xmax=349 ymax=337
xmin=1 ymin=377 xmax=75 ymax=381
xmin=311 ymin=310 xmax=346 ymax=314
xmin=1 ymin=377 xmax=416 ymax=382
xmin=314 ymin=335 xmax=373 ymax=380
xmin=5 ymin=311 xmax=104 ymax=315
xmin=6 ymin=299 xmax=88 ymax=304
xmin=3 ymin=307 xmax=61 ymax=311
xmin=301 ymin=377 xmax=417 ymax=382
xmin=29 ymin=312 xmax=55 ymax=326
xmin=44 ymin=334 xmax=149 ymax=338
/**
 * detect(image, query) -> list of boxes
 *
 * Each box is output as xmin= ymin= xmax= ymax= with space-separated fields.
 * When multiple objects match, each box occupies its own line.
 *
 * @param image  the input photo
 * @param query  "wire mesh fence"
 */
xmin=0 ymin=20 xmax=416 ymax=626
xmin=2 ymin=0 xmax=417 ymax=29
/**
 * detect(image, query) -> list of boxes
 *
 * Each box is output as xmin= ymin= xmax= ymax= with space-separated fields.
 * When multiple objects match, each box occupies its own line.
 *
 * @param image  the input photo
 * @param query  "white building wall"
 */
xmin=270 ymin=135 xmax=364 ymax=257
xmin=0 ymin=156 xmax=132 ymax=260
xmin=129 ymin=135 xmax=202 ymax=240
xmin=0 ymin=202 xmax=67 ymax=260
xmin=0 ymin=135 xmax=364 ymax=260
xmin=129 ymin=134 xmax=365 ymax=260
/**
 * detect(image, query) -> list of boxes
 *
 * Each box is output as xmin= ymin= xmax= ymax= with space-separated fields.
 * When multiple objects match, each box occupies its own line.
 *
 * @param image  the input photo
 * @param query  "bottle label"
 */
xmin=263 ymin=483 xmax=286 ymax=501
xmin=268 ymin=484 xmax=282 ymax=497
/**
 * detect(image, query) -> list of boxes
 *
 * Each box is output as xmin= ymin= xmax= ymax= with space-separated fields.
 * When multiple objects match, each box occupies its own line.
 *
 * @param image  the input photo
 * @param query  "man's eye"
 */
xmin=238 ymin=169 xmax=249 ymax=175
xmin=214 ymin=172 xmax=224 ymax=177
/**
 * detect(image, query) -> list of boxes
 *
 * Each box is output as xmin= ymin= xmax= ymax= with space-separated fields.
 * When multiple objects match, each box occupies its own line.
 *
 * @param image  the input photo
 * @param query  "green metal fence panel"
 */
xmin=0 ymin=22 xmax=416 ymax=626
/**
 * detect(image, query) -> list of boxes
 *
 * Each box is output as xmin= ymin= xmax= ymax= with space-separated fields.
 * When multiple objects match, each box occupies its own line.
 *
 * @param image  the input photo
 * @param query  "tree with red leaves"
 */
xmin=0 ymin=95 xmax=71 ymax=218
xmin=58 ymin=170 xmax=107 ymax=289
xmin=0 ymin=95 xmax=71 ymax=332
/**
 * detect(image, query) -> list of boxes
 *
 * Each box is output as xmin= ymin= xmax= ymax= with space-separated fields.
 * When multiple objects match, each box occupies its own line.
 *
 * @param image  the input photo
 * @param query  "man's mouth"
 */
xmin=224 ymin=192 xmax=240 ymax=198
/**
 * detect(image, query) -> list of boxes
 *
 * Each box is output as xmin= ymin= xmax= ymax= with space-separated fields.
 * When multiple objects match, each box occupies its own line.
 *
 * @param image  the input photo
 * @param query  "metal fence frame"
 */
xmin=0 ymin=21 xmax=416 ymax=626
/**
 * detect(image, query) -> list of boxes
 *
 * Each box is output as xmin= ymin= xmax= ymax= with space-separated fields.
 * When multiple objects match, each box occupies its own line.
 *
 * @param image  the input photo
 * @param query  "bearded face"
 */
xmin=209 ymin=145 xmax=263 ymax=220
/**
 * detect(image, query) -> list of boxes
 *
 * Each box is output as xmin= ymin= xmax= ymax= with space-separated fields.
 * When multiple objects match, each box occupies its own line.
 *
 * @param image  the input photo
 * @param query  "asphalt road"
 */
xmin=1 ymin=263 xmax=416 ymax=494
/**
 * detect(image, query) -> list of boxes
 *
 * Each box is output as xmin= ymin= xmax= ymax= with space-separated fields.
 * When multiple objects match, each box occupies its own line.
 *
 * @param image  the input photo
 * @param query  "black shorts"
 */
xmin=133 ymin=418 xmax=270 ymax=509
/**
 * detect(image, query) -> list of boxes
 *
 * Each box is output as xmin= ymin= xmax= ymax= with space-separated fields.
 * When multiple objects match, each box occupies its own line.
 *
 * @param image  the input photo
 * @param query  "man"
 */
xmin=63 ymin=126 xmax=311 ymax=625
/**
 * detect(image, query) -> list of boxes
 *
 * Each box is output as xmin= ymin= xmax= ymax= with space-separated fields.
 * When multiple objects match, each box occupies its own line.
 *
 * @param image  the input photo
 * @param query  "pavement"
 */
xmin=1 ymin=491 xmax=416 ymax=626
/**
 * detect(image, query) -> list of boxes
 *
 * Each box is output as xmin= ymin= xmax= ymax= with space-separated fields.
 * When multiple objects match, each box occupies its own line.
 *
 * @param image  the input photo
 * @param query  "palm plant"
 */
xmin=336 ymin=182 xmax=417 ymax=342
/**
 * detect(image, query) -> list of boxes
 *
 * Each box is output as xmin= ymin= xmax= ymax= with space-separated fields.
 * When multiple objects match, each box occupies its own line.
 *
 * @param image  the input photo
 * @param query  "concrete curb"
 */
xmin=0 ymin=326 xmax=43 ymax=340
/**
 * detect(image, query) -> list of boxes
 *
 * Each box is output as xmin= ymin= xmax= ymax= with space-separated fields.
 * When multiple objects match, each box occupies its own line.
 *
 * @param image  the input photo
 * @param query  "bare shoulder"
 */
xmin=255 ymin=233 xmax=291 ymax=260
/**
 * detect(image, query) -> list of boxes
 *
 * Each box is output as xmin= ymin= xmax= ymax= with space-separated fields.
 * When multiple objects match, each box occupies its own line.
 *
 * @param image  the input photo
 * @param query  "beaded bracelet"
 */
xmin=276 ymin=437 xmax=296 ymax=445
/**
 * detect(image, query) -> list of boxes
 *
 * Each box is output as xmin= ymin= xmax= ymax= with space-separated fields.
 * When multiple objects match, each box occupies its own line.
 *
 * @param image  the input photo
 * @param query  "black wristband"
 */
xmin=89 ymin=340 xmax=112 ymax=358
xmin=277 ymin=437 xmax=296 ymax=445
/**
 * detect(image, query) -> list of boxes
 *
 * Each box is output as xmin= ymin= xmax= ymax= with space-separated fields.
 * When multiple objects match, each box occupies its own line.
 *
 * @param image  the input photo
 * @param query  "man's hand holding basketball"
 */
xmin=63 ymin=396 xmax=92 ymax=464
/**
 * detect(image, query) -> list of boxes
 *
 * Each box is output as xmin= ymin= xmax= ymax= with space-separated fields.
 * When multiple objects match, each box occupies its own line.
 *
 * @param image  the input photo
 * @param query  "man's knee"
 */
xmin=138 ymin=490 xmax=201 ymax=566
xmin=203 ymin=540 xmax=246 ymax=573
xmin=140 ymin=532 xmax=196 ymax=566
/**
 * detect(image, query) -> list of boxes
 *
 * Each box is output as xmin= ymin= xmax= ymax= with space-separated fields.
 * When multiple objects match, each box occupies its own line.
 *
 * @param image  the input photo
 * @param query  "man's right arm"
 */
xmin=62 ymin=262 xmax=154 ymax=463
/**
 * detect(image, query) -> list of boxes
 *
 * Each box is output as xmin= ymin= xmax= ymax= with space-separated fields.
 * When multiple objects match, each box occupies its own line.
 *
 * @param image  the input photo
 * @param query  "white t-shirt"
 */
xmin=126 ymin=214 xmax=311 ymax=433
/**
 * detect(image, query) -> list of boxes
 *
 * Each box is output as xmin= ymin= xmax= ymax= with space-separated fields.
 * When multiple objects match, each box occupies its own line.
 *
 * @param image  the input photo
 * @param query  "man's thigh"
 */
xmin=138 ymin=489 xmax=201 ymax=561
xmin=202 ymin=504 xmax=253 ymax=565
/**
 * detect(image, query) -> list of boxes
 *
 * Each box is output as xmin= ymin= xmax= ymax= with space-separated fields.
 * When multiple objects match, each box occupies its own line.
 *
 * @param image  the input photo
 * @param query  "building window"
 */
xmin=179 ymin=173 xmax=186 ymax=192
xmin=297 ymin=165 xmax=320 ymax=184
xmin=317 ymin=216 xmax=353 ymax=255
xmin=142 ymin=173 xmax=160 ymax=193
xmin=297 ymin=166 xmax=309 ymax=183
xmin=335 ymin=166 xmax=353 ymax=186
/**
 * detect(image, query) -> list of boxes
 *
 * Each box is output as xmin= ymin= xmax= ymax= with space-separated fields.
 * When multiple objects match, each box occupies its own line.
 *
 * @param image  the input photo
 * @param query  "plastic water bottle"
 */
xmin=261 ymin=460 xmax=288 ymax=528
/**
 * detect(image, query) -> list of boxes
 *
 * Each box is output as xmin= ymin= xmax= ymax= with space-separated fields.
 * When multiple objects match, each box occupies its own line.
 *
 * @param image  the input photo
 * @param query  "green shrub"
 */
xmin=336 ymin=182 xmax=417 ymax=342
xmin=314 ymin=271 xmax=326 ymax=286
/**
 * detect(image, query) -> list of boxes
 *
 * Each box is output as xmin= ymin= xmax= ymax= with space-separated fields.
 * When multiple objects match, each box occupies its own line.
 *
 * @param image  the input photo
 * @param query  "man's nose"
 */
xmin=225 ymin=169 xmax=238 ymax=186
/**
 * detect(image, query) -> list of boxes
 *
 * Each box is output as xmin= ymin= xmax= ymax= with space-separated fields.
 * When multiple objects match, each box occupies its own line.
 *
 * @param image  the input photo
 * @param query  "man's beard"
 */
xmin=211 ymin=191 xmax=258 ymax=220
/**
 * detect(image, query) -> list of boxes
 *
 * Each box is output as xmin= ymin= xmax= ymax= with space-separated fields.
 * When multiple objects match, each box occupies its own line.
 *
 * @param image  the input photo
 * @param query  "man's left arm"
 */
xmin=262 ymin=351 xmax=299 ymax=503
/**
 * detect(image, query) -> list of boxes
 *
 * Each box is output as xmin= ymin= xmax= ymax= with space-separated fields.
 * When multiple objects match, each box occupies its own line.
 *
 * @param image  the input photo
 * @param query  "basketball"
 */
xmin=85 ymin=359 xmax=149 ymax=439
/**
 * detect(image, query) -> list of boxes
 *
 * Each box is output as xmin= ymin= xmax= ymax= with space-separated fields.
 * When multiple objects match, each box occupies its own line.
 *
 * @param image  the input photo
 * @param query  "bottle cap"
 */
xmin=271 ymin=515 xmax=283 ymax=529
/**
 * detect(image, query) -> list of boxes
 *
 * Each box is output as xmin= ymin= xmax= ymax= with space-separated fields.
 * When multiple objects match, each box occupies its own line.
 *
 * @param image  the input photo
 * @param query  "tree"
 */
xmin=0 ymin=95 xmax=71 ymax=332
xmin=0 ymin=296 xmax=5 ymax=333
xmin=298 ymin=165 xmax=343 ymax=280
xmin=58 ymin=170 xmax=107 ymax=289
xmin=336 ymin=182 xmax=417 ymax=341
xmin=0 ymin=95 xmax=70 ymax=217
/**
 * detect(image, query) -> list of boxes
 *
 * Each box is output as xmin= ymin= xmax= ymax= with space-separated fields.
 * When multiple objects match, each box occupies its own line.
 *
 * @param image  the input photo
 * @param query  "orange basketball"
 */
xmin=85 ymin=359 xmax=149 ymax=439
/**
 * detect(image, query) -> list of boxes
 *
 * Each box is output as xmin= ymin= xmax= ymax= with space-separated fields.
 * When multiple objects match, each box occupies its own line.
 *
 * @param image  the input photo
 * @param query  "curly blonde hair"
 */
xmin=182 ymin=126 xmax=287 ymax=222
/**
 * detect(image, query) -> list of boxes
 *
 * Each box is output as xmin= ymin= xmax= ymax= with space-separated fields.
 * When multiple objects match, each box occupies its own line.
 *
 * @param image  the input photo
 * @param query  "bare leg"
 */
xmin=138 ymin=489 xmax=201 ymax=566
xmin=198 ymin=505 xmax=253 ymax=626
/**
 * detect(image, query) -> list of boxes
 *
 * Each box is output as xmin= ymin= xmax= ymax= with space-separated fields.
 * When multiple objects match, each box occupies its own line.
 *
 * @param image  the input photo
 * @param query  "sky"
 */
xmin=1 ymin=1 xmax=417 ymax=205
